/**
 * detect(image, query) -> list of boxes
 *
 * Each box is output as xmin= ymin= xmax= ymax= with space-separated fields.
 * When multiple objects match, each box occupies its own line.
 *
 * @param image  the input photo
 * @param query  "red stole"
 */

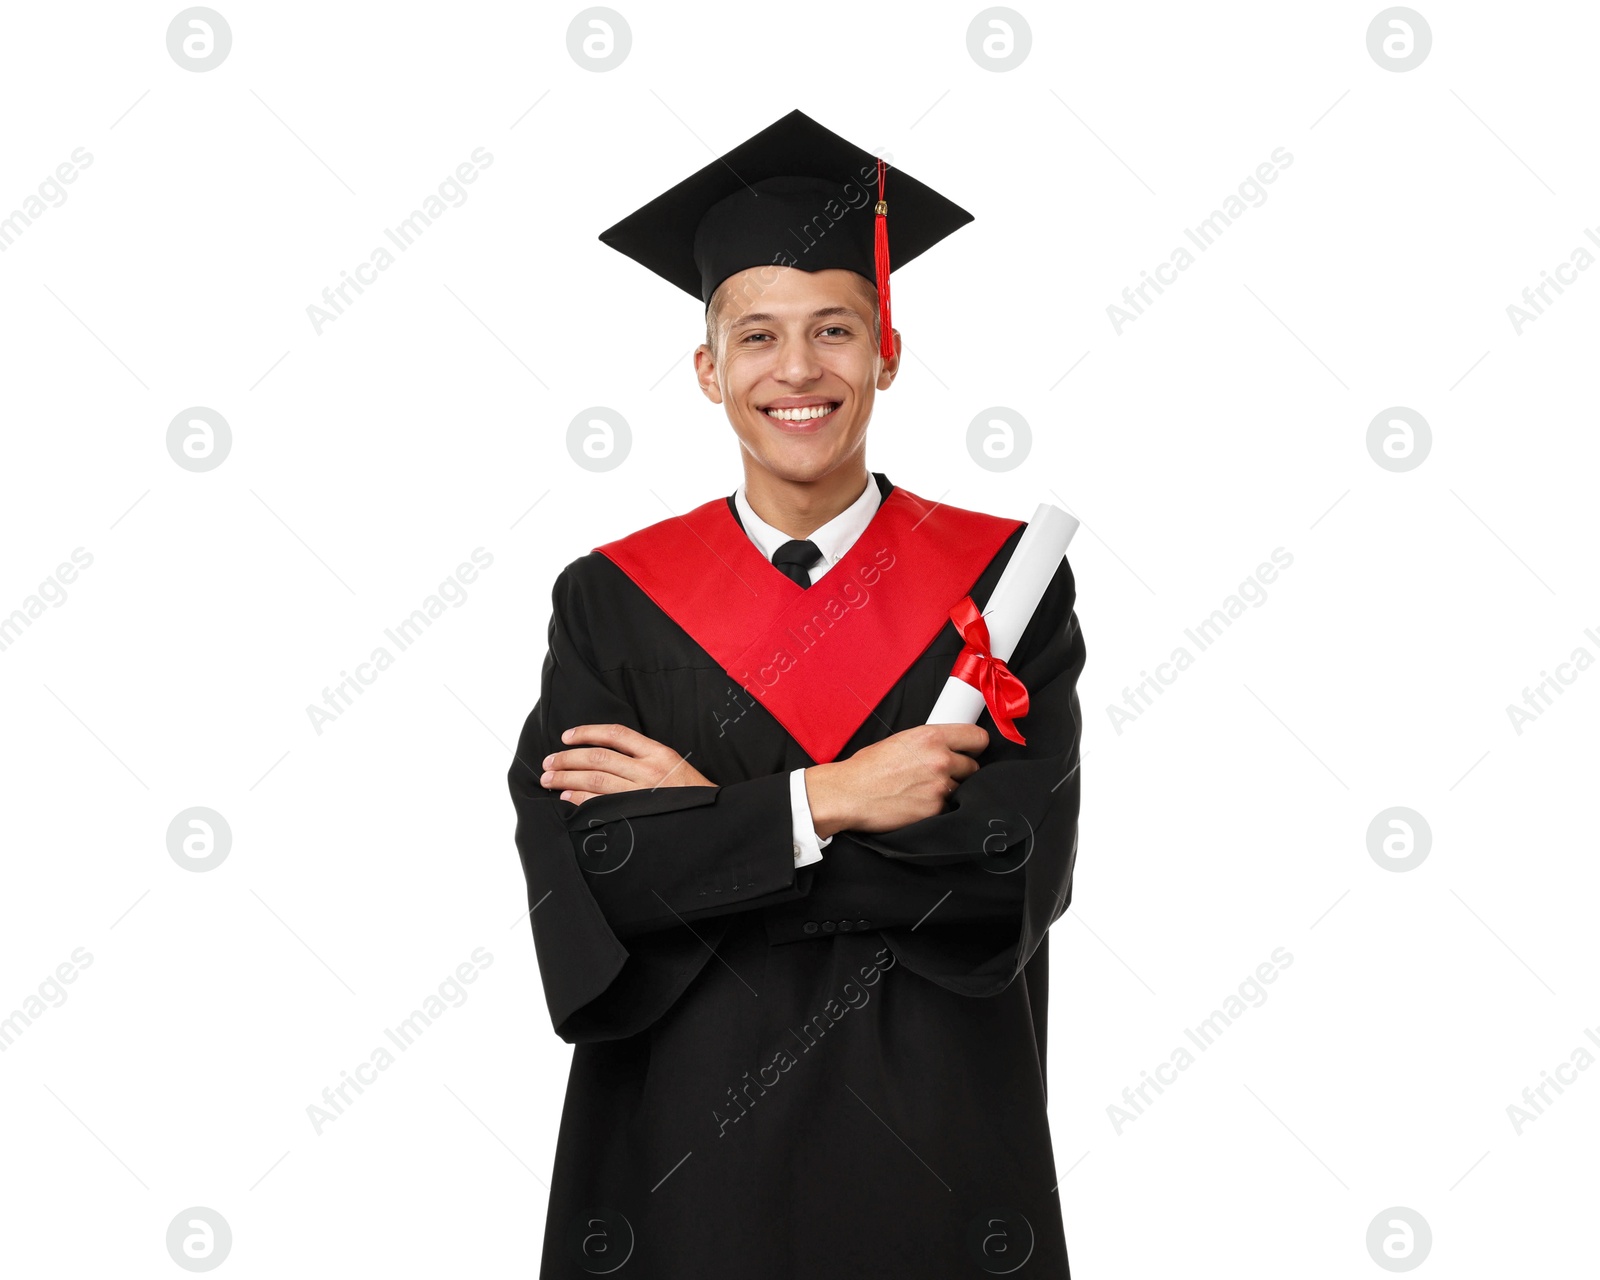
xmin=595 ymin=485 xmax=1021 ymax=763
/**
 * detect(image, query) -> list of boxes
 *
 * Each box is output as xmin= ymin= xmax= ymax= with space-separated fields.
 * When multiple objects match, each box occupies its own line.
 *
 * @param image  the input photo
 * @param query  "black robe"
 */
xmin=508 ymin=474 xmax=1086 ymax=1278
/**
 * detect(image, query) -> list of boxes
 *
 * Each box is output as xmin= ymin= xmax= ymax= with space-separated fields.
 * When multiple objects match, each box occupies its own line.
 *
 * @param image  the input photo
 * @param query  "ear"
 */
xmin=693 ymin=344 xmax=724 ymax=404
xmin=876 ymin=328 xmax=901 ymax=390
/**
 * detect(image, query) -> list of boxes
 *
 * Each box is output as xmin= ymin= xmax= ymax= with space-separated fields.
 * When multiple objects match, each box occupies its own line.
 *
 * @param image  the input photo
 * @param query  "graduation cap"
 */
xmin=598 ymin=109 xmax=974 ymax=360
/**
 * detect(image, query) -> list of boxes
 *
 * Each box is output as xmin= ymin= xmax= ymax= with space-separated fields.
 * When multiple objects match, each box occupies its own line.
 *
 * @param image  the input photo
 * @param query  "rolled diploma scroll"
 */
xmin=924 ymin=502 xmax=1080 ymax=726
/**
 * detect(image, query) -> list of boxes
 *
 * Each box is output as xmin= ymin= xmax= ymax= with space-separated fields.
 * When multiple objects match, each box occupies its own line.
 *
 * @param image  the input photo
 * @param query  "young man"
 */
xmin=508 ymin=110 xmax=1086 ymax=1278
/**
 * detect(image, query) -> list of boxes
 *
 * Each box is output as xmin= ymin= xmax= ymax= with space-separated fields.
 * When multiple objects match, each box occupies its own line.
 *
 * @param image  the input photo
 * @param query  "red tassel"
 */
xmin=873 ymin=157 xmax=893 ymax=362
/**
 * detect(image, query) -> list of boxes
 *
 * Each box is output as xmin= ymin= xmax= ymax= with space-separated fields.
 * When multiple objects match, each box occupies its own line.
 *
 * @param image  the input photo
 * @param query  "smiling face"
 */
xmin=694 ymin=266 xmax=898 ymax=489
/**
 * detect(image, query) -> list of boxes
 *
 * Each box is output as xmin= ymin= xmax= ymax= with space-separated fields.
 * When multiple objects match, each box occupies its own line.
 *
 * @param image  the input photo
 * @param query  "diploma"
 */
xmin=925 ymin=502 xmax=1080 ymax=736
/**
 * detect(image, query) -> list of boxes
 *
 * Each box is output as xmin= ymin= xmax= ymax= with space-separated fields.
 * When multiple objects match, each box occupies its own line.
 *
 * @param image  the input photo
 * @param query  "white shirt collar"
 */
xmin=734 ymin=476 xmax=882 ymax=584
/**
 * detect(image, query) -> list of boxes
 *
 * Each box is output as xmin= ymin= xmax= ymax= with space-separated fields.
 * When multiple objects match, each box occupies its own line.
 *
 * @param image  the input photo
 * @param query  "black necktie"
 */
xmin=771 ymin=539 xmax=823 ymax=587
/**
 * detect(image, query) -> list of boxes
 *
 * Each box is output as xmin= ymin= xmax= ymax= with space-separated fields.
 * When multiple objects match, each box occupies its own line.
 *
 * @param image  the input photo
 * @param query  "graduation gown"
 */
xmin=508 ymin=473 xmax=1086 ymax=1278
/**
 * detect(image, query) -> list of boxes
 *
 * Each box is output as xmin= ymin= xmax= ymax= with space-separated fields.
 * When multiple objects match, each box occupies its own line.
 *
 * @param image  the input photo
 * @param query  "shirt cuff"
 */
xmin=788 ymin=768 xmax=831 ymax=866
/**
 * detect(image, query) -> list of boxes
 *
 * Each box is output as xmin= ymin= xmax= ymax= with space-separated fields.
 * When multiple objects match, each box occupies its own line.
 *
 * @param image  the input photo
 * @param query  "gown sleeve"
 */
xmin=507 ymin=562 xmax=809 ymax=1044
xmin=802 ymin=554 xmax=1086 ymax=997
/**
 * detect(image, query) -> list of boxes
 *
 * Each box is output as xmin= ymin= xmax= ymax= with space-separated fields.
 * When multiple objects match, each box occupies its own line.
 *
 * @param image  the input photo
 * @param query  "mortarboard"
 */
xmin=597 ymin=109 xmax=974 ymax=360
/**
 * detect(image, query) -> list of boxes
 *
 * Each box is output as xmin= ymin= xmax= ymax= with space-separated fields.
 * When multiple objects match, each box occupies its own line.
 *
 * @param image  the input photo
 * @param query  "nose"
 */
xmin=775 ymin=335 xmax=823 ymax=386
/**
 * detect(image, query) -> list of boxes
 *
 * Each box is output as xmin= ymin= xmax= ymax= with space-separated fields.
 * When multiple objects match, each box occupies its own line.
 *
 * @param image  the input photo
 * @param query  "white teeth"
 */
xmin=764 ymin=404 xmax=836 ymax=421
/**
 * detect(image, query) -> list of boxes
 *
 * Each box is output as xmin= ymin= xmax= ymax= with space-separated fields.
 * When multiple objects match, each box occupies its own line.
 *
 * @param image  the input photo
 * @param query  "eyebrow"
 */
xmin=726 ymin=305 xmax=864 ymax=330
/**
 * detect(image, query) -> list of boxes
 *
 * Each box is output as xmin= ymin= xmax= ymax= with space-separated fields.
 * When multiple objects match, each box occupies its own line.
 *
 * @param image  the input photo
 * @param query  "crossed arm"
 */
xmin=514 ymin=554 xmax=1083 ymax=1038
xmin=540 ymin=720 xmax=992 ymax=836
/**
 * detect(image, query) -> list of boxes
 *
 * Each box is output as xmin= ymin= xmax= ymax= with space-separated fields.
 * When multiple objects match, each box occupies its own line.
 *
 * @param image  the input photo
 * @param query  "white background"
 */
xmin=1 ymin=1 xmax=1595 ymax=1275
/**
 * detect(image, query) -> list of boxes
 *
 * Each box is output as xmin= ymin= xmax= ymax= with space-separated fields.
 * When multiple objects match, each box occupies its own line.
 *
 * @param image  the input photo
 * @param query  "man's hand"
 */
xmin=539 ymin=723 xmax=715 ymax=804
xmin=803 ymin=724 xmax=989 ymax=838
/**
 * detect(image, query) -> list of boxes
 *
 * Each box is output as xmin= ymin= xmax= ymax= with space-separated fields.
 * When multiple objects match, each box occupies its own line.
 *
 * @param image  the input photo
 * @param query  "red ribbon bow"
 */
xmin=948 ymin=595 xmax=1030 ymax=745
